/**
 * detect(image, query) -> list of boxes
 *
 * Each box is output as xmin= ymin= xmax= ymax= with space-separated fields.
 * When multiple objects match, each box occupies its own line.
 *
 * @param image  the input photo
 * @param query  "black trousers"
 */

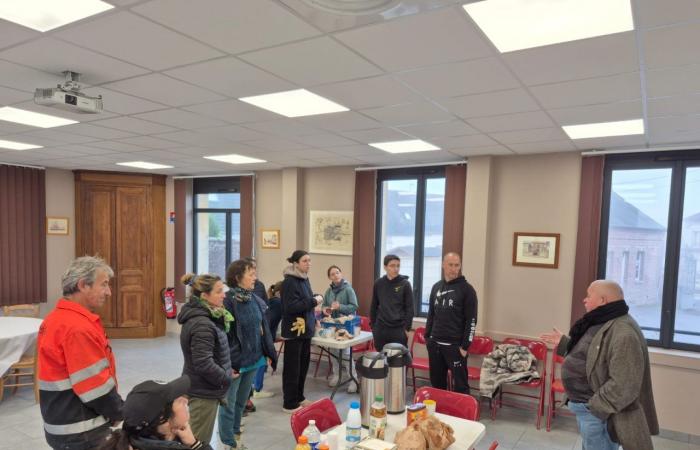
xmin=373 ymin=326 xmax=407 ymax=353
xmin=282 ymin=338 xmax=311 ymax=409
xmin=427 ymin=340 xmax=470 ymax=394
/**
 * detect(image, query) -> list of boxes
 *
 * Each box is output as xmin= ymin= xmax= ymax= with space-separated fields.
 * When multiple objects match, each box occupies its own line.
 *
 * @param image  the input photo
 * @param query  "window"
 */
xmin=599 ymin=152 xmax=700 ymax=351
xmin=375 ymin=167 xmax=446 ymax=316
xmin=193 ymin=177 xmax=241 ymax=279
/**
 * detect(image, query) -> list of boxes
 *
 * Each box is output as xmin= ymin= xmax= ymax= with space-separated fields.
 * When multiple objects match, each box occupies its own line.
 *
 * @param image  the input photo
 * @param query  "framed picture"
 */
xmin=260 ymin=229 xmax=280 ymax=249
xmin=47 ymin=217 xmax=69 ymax=235
xmin=309 ymin=210 xmax=353 ymax=256
xmin=512 ymin=232 xmax=560 ymax=268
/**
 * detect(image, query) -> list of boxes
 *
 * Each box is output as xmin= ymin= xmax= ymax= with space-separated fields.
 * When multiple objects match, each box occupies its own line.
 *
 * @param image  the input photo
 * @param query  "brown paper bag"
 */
xmin=394 ymin=422 xmax=427 ymax=450
xmin=416 ymin=416 xmax=456 ymax=450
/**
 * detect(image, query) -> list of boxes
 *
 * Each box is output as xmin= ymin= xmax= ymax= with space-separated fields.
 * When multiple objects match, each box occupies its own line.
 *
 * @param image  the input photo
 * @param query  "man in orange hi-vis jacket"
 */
xmin=38 ymin=256 xmax=124 ymax=450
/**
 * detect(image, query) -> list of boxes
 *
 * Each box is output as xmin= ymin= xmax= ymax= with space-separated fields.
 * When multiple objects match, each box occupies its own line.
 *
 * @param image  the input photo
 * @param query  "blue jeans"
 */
xmin=253 ymin=364 xmax=266 ymax=392
xmin=218 ymin=370 xmax=256 ymax=447
xmin=568 ymin=402 xmax=618 ymax=450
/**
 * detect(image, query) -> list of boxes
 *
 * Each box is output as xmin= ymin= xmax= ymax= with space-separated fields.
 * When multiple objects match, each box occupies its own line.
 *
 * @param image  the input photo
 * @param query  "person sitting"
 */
xmin=99 ymin=375 xmax=213 ymax=450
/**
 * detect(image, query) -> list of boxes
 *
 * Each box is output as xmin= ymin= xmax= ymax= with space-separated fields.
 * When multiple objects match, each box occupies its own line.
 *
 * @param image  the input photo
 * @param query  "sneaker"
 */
xmin=300 ymin=399 xmax=312 ymax=407
xmin=245 ymin=400 xmax=256 ymax=413
xmin=253 ymin=390 xmax=275 ymax=399
xmin=328 ymin=374 xmax=340 ymax=387
xmin=283 ymin=405 xmax=302 ymax=413
xmin=347 ymin=382 xmax=357 ymax=393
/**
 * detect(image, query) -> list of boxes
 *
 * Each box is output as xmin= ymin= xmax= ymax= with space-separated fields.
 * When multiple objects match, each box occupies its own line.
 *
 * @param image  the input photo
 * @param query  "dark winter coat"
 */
xmin=177 ymin=299 xmax=231 ymax=399
xmin=280 ymin=266 xmax=317 ymax=340
xmin=129 ymin=436 xmax=214 ymax=450
xmin=224 ymin=291 xmax=278 ymax=372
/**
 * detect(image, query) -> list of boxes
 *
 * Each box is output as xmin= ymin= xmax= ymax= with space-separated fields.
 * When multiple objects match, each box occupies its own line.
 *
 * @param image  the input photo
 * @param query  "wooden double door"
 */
xmin=75 ymin=171 xmax=166 ymax=338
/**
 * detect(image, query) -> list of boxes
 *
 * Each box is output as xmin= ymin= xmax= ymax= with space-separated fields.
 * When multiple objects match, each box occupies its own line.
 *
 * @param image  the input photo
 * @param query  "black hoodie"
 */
xmin=424 ymin=275 xmax=478 ymax=351
xmin=370 ymin=275 xmax=414 ymax=331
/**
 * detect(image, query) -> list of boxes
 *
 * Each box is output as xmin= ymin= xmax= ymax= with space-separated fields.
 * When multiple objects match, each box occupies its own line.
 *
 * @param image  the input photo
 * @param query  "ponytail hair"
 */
xmin=181 ymin=272 xmax=221 ymax=298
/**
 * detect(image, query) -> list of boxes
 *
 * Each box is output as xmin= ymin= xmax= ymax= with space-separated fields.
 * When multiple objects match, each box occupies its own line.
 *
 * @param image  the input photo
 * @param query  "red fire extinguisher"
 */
xmin=161 ymin=287 xmax=177 ymax=319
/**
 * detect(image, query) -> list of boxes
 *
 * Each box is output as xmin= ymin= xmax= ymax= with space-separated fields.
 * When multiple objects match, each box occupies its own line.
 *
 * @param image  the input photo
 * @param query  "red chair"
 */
xmin=492 ymin=338 xmax=547 ymax=429
xmin=414 ymin=386 xmax=480 ymax=421
xmin=488 ymin=441 xmax=499 ymax=450
xmin=546 ymin=353 xmax=571 ymax=431
xmin=352 ymin=316 xmax=374 ymax=354
xmin=290 ymin=398 xmax=342 ymax=440
xmin=463 ymin=335 xmax=494 ymax=392
xmin=408 ymin=327 xmax=430 ymax=391
xmin=312 ymin=345 xmax=334 ymax=378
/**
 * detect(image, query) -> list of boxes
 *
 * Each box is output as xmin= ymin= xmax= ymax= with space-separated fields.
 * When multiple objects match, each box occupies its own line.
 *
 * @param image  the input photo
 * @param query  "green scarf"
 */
xmin=197 ymin=296 xmax=234 ymax=333
xmin=233 ymin=286 xmax=252 ymax=303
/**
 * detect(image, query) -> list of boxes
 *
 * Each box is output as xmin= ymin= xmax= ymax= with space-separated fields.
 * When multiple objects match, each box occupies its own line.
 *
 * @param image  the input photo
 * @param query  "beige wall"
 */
xmin=254 ymin=170 xmax=284 ymax=288
xmin=44 ymin=168 xmax=76 ymax=315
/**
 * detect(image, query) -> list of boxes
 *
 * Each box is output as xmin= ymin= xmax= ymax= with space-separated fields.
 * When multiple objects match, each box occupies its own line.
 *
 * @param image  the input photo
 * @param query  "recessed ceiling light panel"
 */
xmin=0 ymin=107 xmax=78 ymax=128
xmin=463 ymin=0 xmax=634 ymax=52
xmin=0 ymin=0 xmax=114 ymax=32
xmin=0 ymin=139 xmax=43 ymax=150
xmin=239 ymin=89 xmax=348 ymax=117
xmin=204 ymin=154 xmax=267 ymax=164
xmin=116 ymin=161 xmax=173 ymax=170
xmin=369 ymin=139 xmax=440 ymax=153
xmin=562 ymin=119 xmax=644 ymax=139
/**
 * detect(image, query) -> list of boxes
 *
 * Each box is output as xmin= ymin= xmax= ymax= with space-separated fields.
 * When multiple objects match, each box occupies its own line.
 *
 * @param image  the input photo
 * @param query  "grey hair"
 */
xmin=62 ymin=256 xmax=114 ymax=296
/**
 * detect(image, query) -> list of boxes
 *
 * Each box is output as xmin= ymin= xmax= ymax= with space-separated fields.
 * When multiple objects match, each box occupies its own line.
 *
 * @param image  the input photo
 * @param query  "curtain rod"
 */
xmin=582 ymin=144 xmax=700 ymax=156
xmin=172 ymin=173 xmax=255 ymax=179
xmin=355 ymin=160 xmax=466 ymax=172
xmin=0 ymin=161 xmax=45 ymax=170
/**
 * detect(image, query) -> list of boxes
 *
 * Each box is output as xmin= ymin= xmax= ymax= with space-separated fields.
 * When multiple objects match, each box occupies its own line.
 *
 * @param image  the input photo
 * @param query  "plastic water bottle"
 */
xmin=345 ymin=401 xmax=362 ymax=449
xmin=302 ymin=419 xmax=321 ymax=450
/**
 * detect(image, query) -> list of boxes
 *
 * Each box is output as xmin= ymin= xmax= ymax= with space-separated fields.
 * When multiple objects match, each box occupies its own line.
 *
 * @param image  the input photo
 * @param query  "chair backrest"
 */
xmin=488 ymin=441 xmax=499 ymax=450
xmin=360 ymin=315 xmax=372 ymax=332
xmin=550 ymin=353 xmax=565 ymax=382
xmin=411 ymin=326 xmax=427 ymax=355
xmin=3 ymin=304 xmax=40 ymax=318
xmin=413 ymin=387 xmax=480 ymax=421
xmin=468 ymin=335 xmax=494 ymax=355
xmin=502 ymin=337 xmax=547 ymax=361
xmin=290 ymin=398 xmax=342 ymax=439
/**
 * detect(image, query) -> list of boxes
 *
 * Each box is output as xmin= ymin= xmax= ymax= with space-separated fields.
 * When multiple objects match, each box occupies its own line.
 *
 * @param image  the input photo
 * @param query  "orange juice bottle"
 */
xmin=369 ymin=394 xmax=387 ymax=439
xmin=295 ymin=435 xmax=311 ymax=450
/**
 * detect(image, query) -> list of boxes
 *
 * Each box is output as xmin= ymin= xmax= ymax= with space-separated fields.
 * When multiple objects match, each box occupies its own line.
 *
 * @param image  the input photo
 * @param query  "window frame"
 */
xmin=192 ymin=177 xmax=241 ymax=276
xmin=374 ymin=166 xmax=446 ymax=318
xmin=598 ymin=150 xmax=700 ymax=352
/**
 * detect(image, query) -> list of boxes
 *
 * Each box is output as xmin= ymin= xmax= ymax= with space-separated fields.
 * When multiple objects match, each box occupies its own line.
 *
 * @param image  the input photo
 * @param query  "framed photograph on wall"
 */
xmin=512 ymin=232 xmax=560 ymax=268
xmin=261 ymin=229 xmax=280 ymax=249
xmin=47 ymin=217 xmax=69 ymax=235
xmin=309 ymin=210 xmax=353 ymax=255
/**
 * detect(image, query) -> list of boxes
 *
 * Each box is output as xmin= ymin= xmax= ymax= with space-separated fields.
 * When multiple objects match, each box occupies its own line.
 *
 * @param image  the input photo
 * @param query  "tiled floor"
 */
xmin=0 ymin=334 xmax=696 ymax=450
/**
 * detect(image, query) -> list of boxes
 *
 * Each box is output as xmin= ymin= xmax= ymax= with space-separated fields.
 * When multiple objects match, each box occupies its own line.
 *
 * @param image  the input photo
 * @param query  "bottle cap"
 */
xmin=350 ymin=401 xmax=360 ymax=409
xmin=318 ymin=446 xmax=330 ymax=450
xmin=309 ymin=420 xmax=316 ymax=425
xmin=375 ymin=394 xmax=384 ymax=402
xmin=298 ymin=436 xmax=308 ymax=444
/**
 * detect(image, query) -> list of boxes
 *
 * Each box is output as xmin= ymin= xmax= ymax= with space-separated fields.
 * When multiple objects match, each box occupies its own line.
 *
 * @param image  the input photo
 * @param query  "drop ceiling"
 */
xmin=0 ymin=0 xmax=698 ymax=175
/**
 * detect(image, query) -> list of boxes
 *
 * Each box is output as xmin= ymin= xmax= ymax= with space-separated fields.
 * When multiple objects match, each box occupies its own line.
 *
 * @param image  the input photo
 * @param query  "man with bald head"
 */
xmin=541 ymin=280 xmax=658 ymax=450
xmin=425 ymin=252 xmax=478 ymax=394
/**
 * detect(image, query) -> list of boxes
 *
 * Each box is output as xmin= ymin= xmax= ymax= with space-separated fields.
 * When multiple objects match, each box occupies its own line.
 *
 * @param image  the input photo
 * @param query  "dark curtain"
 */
xmin=352 ymin=170 xmax=377 ymax=317
xmin=442 ymin=164 xmax=467 ymax=257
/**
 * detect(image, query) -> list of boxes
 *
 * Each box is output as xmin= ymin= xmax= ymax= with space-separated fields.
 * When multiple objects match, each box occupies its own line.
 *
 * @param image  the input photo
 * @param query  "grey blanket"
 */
xmin=479 ymin=343 xmax=541 ymax=398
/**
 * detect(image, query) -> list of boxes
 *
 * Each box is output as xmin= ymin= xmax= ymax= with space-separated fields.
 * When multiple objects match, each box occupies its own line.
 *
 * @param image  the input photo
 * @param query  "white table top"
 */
xmin=329 ymin=411 xmax=485 ymax=449
xmin=311 ymin=330 xmax=373 ymax=350
xmin=0 ymin=317 xmax=42 ymax=339
xmin=0 ymin=317 xmax=42 ymax=377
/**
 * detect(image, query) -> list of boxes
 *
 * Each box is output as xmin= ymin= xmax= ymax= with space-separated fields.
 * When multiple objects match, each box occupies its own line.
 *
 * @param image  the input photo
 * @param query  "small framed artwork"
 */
xmin=512 ymin=232 xmax=560 ymax=269
xmin=47 ymin=217 xmax=69 ymax=235
xmin=261 ymin=229 xmax=280 ymax=249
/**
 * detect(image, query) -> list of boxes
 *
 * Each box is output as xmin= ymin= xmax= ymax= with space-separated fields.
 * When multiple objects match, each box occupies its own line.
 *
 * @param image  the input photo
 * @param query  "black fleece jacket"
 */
xmin=425 ymin=275 xmax=478 ymax=351
xmin=370 ymin=275 xmax=414 ymax=331
xmin=280 ymin=266 xmax=317 ymax=340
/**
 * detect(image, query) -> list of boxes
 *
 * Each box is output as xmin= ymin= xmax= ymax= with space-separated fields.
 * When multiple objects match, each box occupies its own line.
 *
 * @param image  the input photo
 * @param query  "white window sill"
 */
xmin=648 ymin=347 xmax=700 ymax=371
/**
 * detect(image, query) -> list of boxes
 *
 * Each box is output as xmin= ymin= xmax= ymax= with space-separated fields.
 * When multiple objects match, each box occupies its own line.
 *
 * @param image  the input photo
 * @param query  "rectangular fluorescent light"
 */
xmin=0 ymin=107 xmax=78 ymax=128
xmin=239 ymin=89 xmax=349 ymax=118
xmin=204 ymin=154 xmax=266 ymax=164
xmin=0 ymin=139 xmax=43 ymax=150
xmin=116 ymin=161 xmax=173 ymax=170
xmin=562 ymin=119 xmax=644 ymax=140
xmin=0 ymin=0 xmax=114 ymax=32
xmin=463 ymin=0 xmax=634 ymax=52
xmin=369 ymin=140 xmax=440 ymax=154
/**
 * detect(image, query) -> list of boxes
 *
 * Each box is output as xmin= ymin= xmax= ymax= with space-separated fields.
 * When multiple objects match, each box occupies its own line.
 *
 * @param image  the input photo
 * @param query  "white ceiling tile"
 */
xmin=646 ymin=64 xmax=700 ymax=98
xmin=430 ymin=134 xmax=498 ymax=149
xmin=104 ymin=74 xmax=224 ymax=107
xmin=354 ymin=153 xmax=405 ymax=164
xmin=503 ymin=32 xmax=638 ymax=85
xmin=153 ymin=130 xmax=233 ymax=148
xmin=117 ymin=136 xmax=187 ymax=149
xmin=325 ymin=145 xmax=378 ymax=157
xmin=17 ymin=129 xmax=99 ymax=144
xmin=468 ymin=110 xmax=554 ymax=133
xmin=61 ymin=123 xmax=137 ymax=140
xmin=648 ymin=94 xmax=700 ymax=117
xmin=81 ymin=87 xmax=168 ymax=115
xmin=0 ymin=60 xmax=67 ymax=93
xmin=89 ymin=140 xmax=148 ymax=152
xmin=0 ymin=85 xmax=32 ymax=105
xmin=240 ymin=36 xmax=382 ymax=86
xmin=0 ymin=121 xmax=35 ymax=135
xmin=291 ymin=133 xmax=357 ymax=148
xmin=649 ymin=129 xmax=700 ymax=146
xmin=339 ymin=128 xmax=412 ymax=144
xmin=300 ymin=111 xmax=380 ymax=132
xmin=635 ymin=0 xmax=700 ymax=28
xmin=441 ymin=88 xmax=540 ymax=119
xmin=643 ymin=23 xmax=700 ymax=69
xmin=123 ymin=149 xmax=192 ymax=161
xmin=21 ymin=147 xmax=92 ymax=159
xmin=91 ymin=116 xmax=178 ymax=135
xmin=313 ymin=156 xmax=362 ymax=166
xmin=508 ymin=140 xmax=577 ymax=154
xmin=648 ymin=115 xmax=700 ymax=139
xmin=165 ymin=57 xmax=295 ymax=98
xmin=361 ymin=101 xmax=454 ymax=126
xmin=54 ymin=11 xmax=223 ymax=71
xmin=0 ymin=20 xmax=40 ymax=50
xmin=0 ymin=38 xmax=149 ymax=85
xmin=548 ymin=101 xmax=643 ymax=125
xmin=53 ymin=144 xmax=124 ymax=156
xmin=397 ymin=121 xmax=478 ymax=139
xmin=183 ymin=99 xmax=281 ymax=124
xmin=132 ymin=108 xmax=227 ymax=129
xmin=397 ymin=57 xmax=520 ymax=98
xmin=449 ymin=145 xmax=513 ymax=157
xmin=407 ymin=150 xmax=463 ymax=163
xmin=488 ymin=127 xmax=569 ymax=144
xmin=281 ymin=149 xmax=338 ymax=159
xmin=313 ymin=75 xmax=422 ymax=111
xmin=573 ymin=134 xmax=647 ymax=150
xmin=530 ymin=72 xmax=641 ymax=109
xmin=244 ymin=120 xmax=321 ymax=138
xmin=1 ymin=133 xmax=62 ymax=147
xmin=335 ymin=7 xmax=492 ymax=72
xmin=245 ymin=138 xmax=307 ymax=151
xmin=197 ymin=125 xmax=269 ymax=142
xmin=133 ymin=0 xmax=320 ymax=54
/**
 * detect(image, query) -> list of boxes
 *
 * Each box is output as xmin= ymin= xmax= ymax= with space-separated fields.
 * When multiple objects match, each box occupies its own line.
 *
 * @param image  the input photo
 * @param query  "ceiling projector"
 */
xmin=34 ymin=71 xmax=103 ymax=114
